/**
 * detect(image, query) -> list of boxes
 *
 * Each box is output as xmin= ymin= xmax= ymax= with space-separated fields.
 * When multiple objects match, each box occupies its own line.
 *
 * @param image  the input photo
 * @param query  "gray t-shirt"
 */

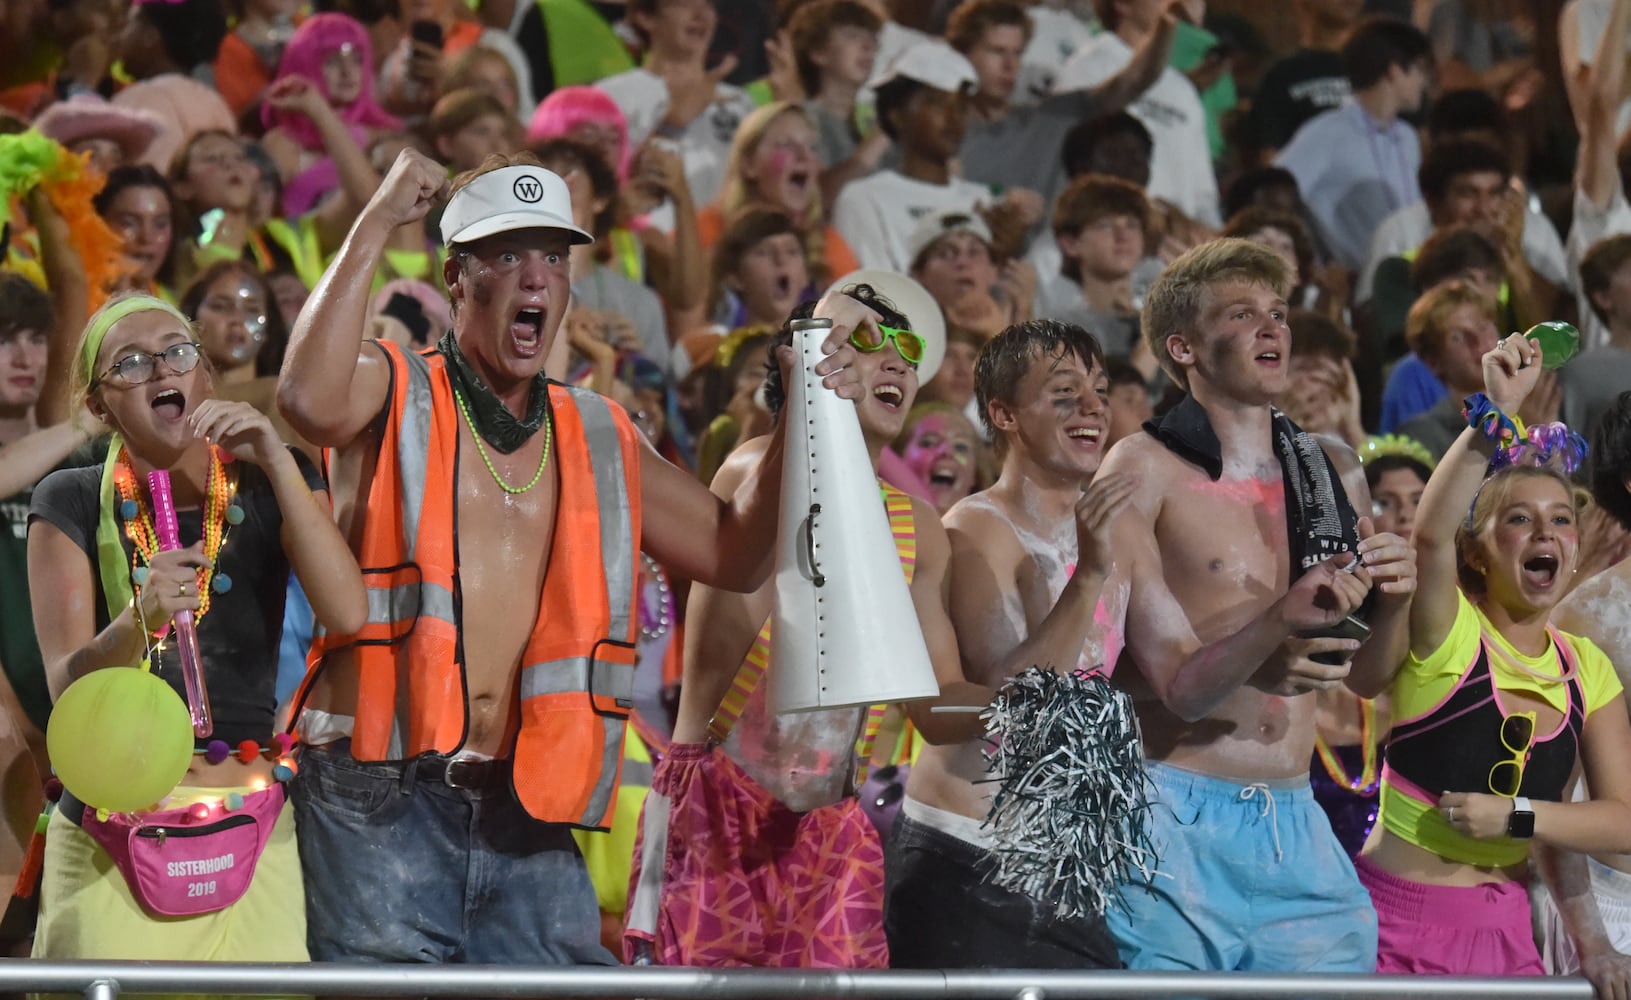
xmin=1397 ymin=392 xmax=1466 ymax=462
xmin=1560 ymin=345 xmax=1631 ymax=440
xmin=573 ymin=265 xmax=670 ymax=371
xmin=961 ymin=87 xmax=1107 ymax=216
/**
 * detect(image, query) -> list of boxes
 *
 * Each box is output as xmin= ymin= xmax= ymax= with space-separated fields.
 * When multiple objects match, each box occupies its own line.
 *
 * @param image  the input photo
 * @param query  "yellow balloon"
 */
xmin=47 ymin=668 xmax=193 ymax=813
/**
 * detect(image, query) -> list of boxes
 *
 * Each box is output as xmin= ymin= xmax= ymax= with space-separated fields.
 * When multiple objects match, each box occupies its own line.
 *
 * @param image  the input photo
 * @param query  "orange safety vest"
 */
xmin=297 ymin=340 xmax=643 ymax=829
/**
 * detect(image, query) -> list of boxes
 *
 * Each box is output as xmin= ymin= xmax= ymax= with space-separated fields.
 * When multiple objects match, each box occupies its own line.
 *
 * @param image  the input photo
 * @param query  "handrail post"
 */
xmin=83 ymin=978 xmax=119 ymax=1000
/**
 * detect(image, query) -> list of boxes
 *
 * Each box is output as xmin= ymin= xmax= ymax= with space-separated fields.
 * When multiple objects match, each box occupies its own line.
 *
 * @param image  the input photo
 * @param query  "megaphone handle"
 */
xmin=805 ymin=504 xmax=826 ymax=588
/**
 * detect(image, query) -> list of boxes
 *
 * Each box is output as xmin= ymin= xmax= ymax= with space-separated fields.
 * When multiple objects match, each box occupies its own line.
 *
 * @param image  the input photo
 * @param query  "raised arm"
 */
xmin=638 ymin=292 xmax=867 ymax=592
xmin=27 ymin=187 xmax=88 ymax=428
xmin=1069 ymin=0 xmax=1181 ymax=113
xmin=1577 ymin=0 xmax=1631 ymax=210
xmin=276 ymin=150 xmax=448 ymax=447
xmin=1408 ymin=334 xmax=1540 ymax=658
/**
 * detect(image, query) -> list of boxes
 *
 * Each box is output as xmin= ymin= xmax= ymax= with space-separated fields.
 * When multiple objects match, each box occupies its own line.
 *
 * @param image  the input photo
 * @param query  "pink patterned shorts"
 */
xmin=622 ymin=741 xmax=889 ymax=968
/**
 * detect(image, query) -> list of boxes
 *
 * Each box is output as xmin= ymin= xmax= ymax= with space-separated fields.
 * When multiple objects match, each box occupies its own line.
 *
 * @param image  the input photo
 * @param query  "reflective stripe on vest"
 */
xmin=298 ymin=341 xmax=642 ymax=827
xmin=513 ymin=388 xmax=640 ymax=827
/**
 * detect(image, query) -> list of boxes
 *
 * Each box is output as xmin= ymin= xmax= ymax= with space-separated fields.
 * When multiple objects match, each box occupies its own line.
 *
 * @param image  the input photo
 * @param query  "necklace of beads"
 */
xmin=639 ymin=553 xmax=674 ymax=641
xmin=115 ymin=445 xmax=242 ymax=631
xmin=455 ymin=387 xmax=552 ymax=494
xmin=1313 ymin=697 xmax=1379 ymax=795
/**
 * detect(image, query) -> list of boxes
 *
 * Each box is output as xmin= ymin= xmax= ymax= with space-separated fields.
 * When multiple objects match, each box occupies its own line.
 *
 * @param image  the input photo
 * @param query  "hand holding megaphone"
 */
xmin=772 ymin=293 xmax=883 ymax=402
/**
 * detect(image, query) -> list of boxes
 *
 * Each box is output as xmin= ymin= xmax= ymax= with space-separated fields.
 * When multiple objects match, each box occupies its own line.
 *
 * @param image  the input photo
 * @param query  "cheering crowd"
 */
xmin=5 ymin=0 xmax=1631 ymax=992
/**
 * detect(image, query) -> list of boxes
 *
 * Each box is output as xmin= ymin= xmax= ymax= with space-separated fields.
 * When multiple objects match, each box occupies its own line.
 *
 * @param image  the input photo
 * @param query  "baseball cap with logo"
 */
xmin=906 ymin=210 xmax=995 ymax=269
xmin=439 ymin=164 xmax=595 ymax=246
xmin=873 ymin=42 xmax=978 ymax=95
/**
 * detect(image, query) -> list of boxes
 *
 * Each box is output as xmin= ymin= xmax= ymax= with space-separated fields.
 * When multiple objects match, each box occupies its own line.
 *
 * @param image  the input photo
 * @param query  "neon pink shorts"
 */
xmin=1356 ymin=855 xmax=1544 ymax=975
xmin=623 ymin=741 xmax=889 ymax=968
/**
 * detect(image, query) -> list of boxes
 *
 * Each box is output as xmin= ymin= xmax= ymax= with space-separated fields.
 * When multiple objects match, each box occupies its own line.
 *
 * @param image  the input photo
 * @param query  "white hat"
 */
xmin=440 ymin=165 xmax=594 ymax=246
xmin=906 ymin=209 xmax=995 ymax=268
xmin=874 ymin=42 xmax=978 ymax=95
xmin=823 ymin=269 xmax=947 ymax=383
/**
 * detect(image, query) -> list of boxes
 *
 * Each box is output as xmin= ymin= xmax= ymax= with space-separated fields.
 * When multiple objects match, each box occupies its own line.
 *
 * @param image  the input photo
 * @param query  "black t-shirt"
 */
xmin=0 ymin=437 xmax=107 ymax=733
xmin=1250 ymin=48 xmax=1350 ymax=152
xmin=29 ymin=448 xmax=326 ymax=747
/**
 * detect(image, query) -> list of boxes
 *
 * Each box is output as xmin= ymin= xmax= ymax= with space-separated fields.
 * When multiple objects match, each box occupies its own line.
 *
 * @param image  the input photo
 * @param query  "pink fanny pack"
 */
xmin=74 ymin=783 xmax=285 ymax=918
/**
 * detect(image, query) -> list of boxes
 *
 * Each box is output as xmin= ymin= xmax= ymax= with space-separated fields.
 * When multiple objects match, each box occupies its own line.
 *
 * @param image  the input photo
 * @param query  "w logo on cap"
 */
xmin=512 ymin=175 xmax=545 ymax=203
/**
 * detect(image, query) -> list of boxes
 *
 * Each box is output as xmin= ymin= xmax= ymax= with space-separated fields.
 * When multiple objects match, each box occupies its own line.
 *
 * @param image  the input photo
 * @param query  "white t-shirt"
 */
xmin=1054 ymin=31 xmax=1221 ymax=227
xmin=1014 ymin=6 xmax=1097 ymax=107
xmin=831 ymin=169 xmax=992 ymax=272
xmin=1570 ymin=185 xmax=1631 ymax=351
xmin=1354 ymin=199 xmax=1573 ymax=304
xmin=595 ymin=67 xmax=755 ymax=208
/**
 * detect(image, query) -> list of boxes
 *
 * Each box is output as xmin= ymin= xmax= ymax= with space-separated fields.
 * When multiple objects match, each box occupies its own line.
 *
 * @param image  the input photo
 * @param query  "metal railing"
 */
xmin=0 ymin=963 xmax=1599 ymax=999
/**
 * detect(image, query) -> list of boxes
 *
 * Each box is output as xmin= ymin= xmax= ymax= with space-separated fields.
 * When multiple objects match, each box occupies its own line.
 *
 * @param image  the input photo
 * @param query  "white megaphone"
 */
xmin=768 ymin=316 xmax=941 ymax=714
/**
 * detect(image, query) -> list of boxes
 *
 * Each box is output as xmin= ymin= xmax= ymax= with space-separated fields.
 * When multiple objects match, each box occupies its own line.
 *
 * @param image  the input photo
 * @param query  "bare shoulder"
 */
xmin=1099 ymin=431 xmax=1177 ymax=515
xmin=705 ymin=433 xmax=772 ymax=500
xmin=1556 ymin=564 xmax=1631 ymax=663
xmin=945 ymin=491 xmax=1019 ymax=554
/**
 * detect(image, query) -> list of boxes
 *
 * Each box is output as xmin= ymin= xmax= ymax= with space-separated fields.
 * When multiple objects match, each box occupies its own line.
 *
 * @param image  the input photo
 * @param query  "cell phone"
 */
xmin=410 ymin=19 xmax=444 ymax=48
xmin=1307 ymin=615 xmax=1371 ymax=666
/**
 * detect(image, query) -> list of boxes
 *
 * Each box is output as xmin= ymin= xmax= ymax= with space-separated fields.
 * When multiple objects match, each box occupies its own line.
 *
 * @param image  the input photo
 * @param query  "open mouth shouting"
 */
xmin=1520 ymin=551 xmax=1561 ymax=591
xmin=151 ymin=387 xmax=187 ymax=422
xmin=511 ymin=307 xmax=546 ymax=356
xmin=1255 ymin=349 xmax=1282 ymax=368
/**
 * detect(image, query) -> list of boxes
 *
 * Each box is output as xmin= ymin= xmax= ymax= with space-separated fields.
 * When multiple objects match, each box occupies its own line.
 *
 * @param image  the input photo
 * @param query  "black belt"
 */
xmin=419 ymin=754 xmax=513 ymax=791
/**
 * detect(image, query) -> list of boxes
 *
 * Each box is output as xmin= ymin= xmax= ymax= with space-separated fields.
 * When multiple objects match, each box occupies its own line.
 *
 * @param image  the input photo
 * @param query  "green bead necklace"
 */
xmin=455 ymin=388 xmax=552 ymax=494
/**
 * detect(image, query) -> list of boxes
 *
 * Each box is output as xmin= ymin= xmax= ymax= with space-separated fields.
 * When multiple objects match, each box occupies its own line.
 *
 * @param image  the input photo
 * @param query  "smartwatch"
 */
xmin=1507 ymin=796 xmax=1535 ymax=839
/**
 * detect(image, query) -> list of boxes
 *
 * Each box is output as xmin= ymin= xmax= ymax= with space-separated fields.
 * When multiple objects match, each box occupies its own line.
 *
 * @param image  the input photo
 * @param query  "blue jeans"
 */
xmin=291 ymin=742 xmax=616 ymax=965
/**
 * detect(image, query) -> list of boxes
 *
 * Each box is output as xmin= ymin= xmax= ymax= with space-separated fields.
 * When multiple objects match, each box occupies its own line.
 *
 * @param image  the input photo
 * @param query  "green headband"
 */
xmin=86 ymin=296 xmax=196 ymax=630
xmin=80 ymin=295 xmax=194 ymax=387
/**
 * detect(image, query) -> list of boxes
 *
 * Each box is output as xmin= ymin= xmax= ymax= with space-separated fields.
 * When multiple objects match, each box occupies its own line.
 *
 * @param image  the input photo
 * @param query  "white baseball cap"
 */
xmin=874 ymin=42 xmax=978 ymax=95
xmin=823 ymin=269 xmax=947 ymax=383
xmin=439 ymin=165 xmax=594 ymax=246
xmin=906 ymin=209 xmax=995 ymax=269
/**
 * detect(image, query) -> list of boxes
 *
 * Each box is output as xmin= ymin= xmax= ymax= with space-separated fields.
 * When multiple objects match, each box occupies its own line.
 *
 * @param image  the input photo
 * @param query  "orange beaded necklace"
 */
xmin=113 ymin=445 xmax=241 ymax=629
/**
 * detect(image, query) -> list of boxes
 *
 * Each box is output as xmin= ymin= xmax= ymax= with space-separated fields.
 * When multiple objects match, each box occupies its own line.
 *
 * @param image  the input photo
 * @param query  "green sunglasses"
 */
xmin=849 ymin=323 xmax=925 ymax=367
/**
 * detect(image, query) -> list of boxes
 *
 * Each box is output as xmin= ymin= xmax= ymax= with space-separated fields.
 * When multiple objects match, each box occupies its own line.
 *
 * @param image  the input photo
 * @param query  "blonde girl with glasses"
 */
xmin=1346 ymin=333 xmax=1631 ymax=976
xmin=26 ymin=295 xmax=363 ymax=961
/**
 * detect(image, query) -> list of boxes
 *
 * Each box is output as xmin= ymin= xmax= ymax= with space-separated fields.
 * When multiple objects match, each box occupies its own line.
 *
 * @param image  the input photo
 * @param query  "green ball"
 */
xmin=47 ymin=668 xmax=193 ymax=813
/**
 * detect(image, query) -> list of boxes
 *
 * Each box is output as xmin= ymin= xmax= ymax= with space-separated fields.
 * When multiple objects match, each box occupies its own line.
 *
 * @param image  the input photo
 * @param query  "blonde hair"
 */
xmin=718 ymin=102 xmax=829 ymax=282
xmin=1454 ymin=465 xmax=1592 ymax=596
xmin=73 ymin=292 xmax=204 ymax=411
xmin=1405 ymin=279 xmax=1494 ymax=363
xmin=1140 ymin=238 xmax=1291 ymax=388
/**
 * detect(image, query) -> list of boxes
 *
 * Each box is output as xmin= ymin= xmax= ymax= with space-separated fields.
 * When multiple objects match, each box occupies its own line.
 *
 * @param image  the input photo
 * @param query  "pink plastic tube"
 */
xmin=146 ymin=470 xmax=214 ymax=738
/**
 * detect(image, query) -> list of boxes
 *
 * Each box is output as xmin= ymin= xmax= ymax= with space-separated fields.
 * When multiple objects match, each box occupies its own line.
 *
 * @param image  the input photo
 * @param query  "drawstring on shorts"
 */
xmin=1240 ymin=783 xmax=1284 ymax=862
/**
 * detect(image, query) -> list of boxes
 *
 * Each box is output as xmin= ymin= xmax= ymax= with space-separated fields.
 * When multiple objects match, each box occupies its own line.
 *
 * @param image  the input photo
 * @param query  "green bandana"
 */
xmin=437 ymin=331 xmax=550 ymax=454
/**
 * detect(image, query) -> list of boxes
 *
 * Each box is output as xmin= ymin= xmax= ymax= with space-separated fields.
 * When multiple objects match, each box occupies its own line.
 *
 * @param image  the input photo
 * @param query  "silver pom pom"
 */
xmin=980 ymin=668 xmax=1159 ymax=920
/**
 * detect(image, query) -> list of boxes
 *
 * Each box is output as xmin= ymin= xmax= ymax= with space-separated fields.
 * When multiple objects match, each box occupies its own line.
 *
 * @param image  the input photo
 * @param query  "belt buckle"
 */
xmin=440 ymin=754 xmax=482 ymax=789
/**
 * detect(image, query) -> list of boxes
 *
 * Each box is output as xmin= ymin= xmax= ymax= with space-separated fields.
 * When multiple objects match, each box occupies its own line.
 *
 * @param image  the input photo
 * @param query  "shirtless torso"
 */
xmin=302 ymin=381 xmax=562 ymax=756
xmin=1109 ymin=434 xmax=1312 ymax=779
xmin=909 ymin=486 xmax=1132 ymax=820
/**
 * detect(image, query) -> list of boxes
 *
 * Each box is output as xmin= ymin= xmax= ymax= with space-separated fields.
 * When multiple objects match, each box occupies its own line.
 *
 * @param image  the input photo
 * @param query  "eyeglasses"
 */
xmin=1487 ymin=710 xmax=1536 ymax=798
xmin=849 ymin=323 xmax=925 ymax=368
xmin=92 ymin=342 xmax=204 ymax=389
